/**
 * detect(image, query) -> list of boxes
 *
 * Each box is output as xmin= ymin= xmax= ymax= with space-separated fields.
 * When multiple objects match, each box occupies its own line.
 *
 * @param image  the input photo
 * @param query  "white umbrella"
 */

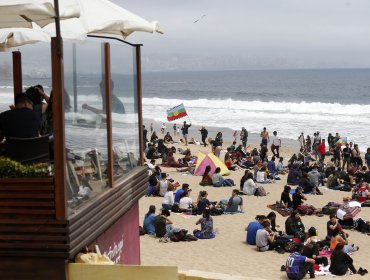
xmin=0 ymin=24 xmax=51 ymax=51
xmin=0 ymin=0 xmax=80 ymax=28
xmin=43 ymin=0 xmax=163 ymax=39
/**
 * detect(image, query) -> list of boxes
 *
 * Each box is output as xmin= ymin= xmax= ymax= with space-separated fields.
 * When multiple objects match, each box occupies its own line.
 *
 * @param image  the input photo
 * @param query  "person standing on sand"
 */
xmin=199 ymin=126 xmax=208 ymax=147
xmin=260 ymin=127 xmax=269 ymax=146
xmin=181 ymin=121 xmax=191 ymax=146
xmin=271 ymin=131 xmax=281 ymax=158
xmin=161 ymin=122 xmax=166 ymax=134
xmin=318 ymin=139 xmax=326 ymax=163
xmin=241 ymin=127 xmax=248 ymax=152
xmin=298 ymin=132 xmax=305 ymax=150
xmin=233 ymin=130 xmax=238 ymax=142
xmin=173 ymin=123 xmax=177 ymax=136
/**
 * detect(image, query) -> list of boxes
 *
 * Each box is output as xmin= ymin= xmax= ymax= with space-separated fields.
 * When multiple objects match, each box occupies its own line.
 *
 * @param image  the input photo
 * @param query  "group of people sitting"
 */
xmin=142 ymin=204 xmax=216 ymax=242
xmin=246 ymin=211 xmax=367 ymax=278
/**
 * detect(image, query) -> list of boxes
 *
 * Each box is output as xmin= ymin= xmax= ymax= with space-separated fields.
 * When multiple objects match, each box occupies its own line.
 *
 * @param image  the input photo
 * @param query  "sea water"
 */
xmin=0 ymin=69 xmax=369 ymax=151
xmin=141 ymin=69 xmax=370 ymax=151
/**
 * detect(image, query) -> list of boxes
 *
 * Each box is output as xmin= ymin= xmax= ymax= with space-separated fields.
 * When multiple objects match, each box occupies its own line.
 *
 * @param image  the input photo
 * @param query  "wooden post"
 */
xmin=12 ymin=51 xmax=22 ymax=99
xmin=135 ymin=45 xmax=144 ymax=166
xmin=51 ymin=37 xmax=67 ymax=219
xmin=104 ymin=43 xmax=114 ymax=187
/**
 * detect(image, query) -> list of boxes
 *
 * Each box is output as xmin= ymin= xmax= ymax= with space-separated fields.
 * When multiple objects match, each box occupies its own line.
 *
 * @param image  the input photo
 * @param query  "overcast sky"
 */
xmin=111 ymin=0 xmax=370 ymax=71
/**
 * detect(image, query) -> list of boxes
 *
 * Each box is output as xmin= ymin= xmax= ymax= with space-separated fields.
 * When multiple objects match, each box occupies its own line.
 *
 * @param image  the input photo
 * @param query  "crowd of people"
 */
xmin=142 ymin=122 xmax=369 ymax=277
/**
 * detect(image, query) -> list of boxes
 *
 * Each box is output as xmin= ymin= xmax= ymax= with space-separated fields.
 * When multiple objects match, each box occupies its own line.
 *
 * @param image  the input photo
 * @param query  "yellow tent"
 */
xmin=194 ymin=151 xmax=230 ymax=176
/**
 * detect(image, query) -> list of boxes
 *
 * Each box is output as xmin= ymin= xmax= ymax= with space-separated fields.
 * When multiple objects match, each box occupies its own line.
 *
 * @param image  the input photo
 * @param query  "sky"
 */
xmin=111 ymin=0 xmax=370 ymax=71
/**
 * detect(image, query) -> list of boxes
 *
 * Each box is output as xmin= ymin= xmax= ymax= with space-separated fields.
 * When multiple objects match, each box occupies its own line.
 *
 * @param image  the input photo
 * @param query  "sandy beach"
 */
xmin=139 ymin=124 xmax=370 ymax=280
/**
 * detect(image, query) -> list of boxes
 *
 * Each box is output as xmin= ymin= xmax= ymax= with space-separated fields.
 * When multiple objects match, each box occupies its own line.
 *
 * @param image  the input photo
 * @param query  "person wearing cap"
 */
xmin=302 ymin=227 xmax=329 ymax=270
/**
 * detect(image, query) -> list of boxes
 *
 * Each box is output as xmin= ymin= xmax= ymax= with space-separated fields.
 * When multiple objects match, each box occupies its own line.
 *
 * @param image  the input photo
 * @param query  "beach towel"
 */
xmin=267 ymin=204 xmax=292 ymax=217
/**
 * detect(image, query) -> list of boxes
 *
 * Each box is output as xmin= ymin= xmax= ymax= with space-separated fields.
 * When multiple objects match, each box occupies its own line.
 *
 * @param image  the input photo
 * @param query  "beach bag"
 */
xmin=210 ymin=208 xmax=223 ymax=216
xmin=170 ymin=229 xmax=187 ymax=242
xmin=322 ymin=206 xmax=338 ymax=215
xmin=255 ymin=186 xmax=267 ymax=196
xmin=171 ymin=204 xmax=180 ymax=213
xmin=183 ymin=234 xmax=198 ymax=241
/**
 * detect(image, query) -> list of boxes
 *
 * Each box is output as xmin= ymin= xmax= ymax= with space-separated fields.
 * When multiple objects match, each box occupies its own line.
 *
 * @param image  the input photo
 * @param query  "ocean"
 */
xmin=141 ymin=69 xmax=370 ymax=151
xmin=0 ymin=68 xmax=369 ymax=151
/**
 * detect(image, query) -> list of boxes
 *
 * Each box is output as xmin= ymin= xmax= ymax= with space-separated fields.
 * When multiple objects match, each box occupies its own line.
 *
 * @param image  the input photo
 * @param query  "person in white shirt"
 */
xmin=162 ymin=185 xmax=175 ymax=210
xmin=298 ymin=132 xmax=305 ymax=150
xmin=179 ymin=191 xmax=194 ymax=212
xmin=271 ymin=130 xmax=281 ymax=158
xmin=243 ymin=172 xmax=258 ymax=195
xmin=158 ymin=173 xmax=172 ymax=197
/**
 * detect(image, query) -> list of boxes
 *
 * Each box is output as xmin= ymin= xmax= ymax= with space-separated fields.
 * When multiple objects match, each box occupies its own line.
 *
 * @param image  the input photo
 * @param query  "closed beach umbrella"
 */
xmin=0 ymin=24 xmax=51 ymax=51
xmin=0 ymin=0 xmax=80 ymax=28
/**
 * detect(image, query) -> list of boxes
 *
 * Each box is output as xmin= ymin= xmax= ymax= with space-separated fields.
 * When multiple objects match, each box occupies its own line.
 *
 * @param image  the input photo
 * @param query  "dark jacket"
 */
xmin=329 ymin=251 xmax=354 ymax=276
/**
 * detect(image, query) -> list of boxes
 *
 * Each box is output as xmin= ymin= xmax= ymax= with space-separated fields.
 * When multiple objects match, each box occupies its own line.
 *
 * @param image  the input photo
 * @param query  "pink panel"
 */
xmin=90 ymin=203 xmax=140 ymax=264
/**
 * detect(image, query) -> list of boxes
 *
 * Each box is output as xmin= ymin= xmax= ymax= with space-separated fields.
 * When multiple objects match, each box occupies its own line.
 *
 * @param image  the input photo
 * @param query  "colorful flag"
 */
xmin=335 ymin=137 xmax=347 ymax=147
xmin=167 ymin=103 xmax=187 ymax=121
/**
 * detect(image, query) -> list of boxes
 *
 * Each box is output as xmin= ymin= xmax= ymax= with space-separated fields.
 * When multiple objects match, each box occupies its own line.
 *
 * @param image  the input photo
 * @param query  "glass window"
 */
xmin=110 ymin=42 xmax=140 ymax=182
xmin=0 ymin=53 xmax=14 ymax=112
xmin=63 ymin=41 xmax=109 ymax=214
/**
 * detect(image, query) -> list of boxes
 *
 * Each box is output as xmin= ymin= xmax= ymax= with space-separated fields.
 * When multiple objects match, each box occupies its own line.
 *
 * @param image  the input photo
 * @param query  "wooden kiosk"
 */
xmin=0 ymin=35 xmax=147 ymax=279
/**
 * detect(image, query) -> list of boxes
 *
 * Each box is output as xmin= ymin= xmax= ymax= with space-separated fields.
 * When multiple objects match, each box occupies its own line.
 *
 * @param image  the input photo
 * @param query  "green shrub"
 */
xmin=0 ymin=157 xmax=50 ymax=178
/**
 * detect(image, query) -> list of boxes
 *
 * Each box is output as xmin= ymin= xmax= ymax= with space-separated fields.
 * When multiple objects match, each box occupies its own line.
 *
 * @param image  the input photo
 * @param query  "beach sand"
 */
xmin=139 ymin=126 xmax=370 ymax=280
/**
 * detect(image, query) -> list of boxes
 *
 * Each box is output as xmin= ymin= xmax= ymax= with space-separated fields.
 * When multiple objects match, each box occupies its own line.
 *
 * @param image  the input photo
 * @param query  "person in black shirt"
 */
xmin=292 ymin=187 xmax=306 ymax=210
xmin=329 ymin=243 xmax=358 ymax=276
xmin=0 ymin=94 xmax=40 ymax=143
xmin=342 ymin=143 xmax=351 ymax=171
xmin=199 ymin=126 xmax=208 ymax=147
xmin=82 ymin=79 xmax=125 ymax=115
xmin=280 ymin=185 xmax=293 ymax=209
xmin=181 ymin=121 xmax=191 ymax=146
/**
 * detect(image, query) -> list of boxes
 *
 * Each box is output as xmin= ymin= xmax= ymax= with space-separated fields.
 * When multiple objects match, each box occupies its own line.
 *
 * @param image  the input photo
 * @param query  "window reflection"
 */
xmin=64 ymin=41 xmax=109 ymax=213
xmin=110 ymin=43 xmax=139 ymax=182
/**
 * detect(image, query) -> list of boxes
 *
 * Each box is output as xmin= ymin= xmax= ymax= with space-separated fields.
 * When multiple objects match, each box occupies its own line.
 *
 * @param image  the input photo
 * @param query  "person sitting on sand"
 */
xmin=256 ymin=166 xmax=271 ymax=184
xmin=266 ymin=212 xmax=279 ymax=232
xmin=193 ymin=208 xmax=216 ymax=239
xmin=287 ymin=166 xmax=302 ymax=185
xmin=330 ymin=230 xmax=358 ymax=254
xmin=161 ymin=132 xmax=171 ymax=146
xmin=154 ymin=209 xmax=178 ymax=241
xmin=276 ymin=157 xmax=288 ymax=175
xmin=285 ymin=247 xmax=316 ymax=280
xmin=147 ymin=173 xmax=159 ymax=196
xmin=246 ymin=215 xmax=266 ymax=245
xmin=196 ymin=190 xmax=213 ymax=215
xmin=174 ymin=183 xmax=190 ymax=204
xmin=166 ymin=151 xmax=188 ymax=168
xmin=158 ymin=173 xmax=173 ymax=197
xmin=157 ymin=139 xmax=168 ymax=158
xmin=256 ymin=221 xmax=280 ymax=252
xmin=243 ymin=171 xmax=264 ymax=196
xmin=212 ymin=167 xmax=234 ymax=187
xmin=162 ymin=185 xmax=175 ymax=211
xmin=326 ymin=214 xmax=345 ymax=240
xmin=267 ymin=156 xmax=278 ymax=178
xmin=143 ymin=205 xmax=156 ymax=235
xmin=179 ymin=191 xmax=196 ymax=213
xmin=285 ymin=211 xmax=305 ymax=237
xmin=200 ymin=165 xmax=213 ymax=186
xmin=280 ymin=185 xmax=293 ymax=209
xmin=302 ymin=227 xmax=329 ymax=271
xmin=329 ymin=243 xmax=363 ymax=276
xmin=292 ymin=186 xmax=319 ymax=215
xmin=150 ymin=131 xmax=159 ymax=144
xmin=224 ymin=189 xmax=243 ymax=213
xmin=299 ymin=172 xmax=322 ymax=194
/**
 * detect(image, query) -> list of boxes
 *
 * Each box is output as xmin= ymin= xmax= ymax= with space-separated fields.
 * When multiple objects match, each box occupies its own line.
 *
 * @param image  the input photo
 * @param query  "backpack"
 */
xmin=210 ymin=208 xmax=223 ymax=216
xmin=255 ymin=186 xmax=267 ymax=196
xmin=170 ymin=229 xmax=188 ymax=242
